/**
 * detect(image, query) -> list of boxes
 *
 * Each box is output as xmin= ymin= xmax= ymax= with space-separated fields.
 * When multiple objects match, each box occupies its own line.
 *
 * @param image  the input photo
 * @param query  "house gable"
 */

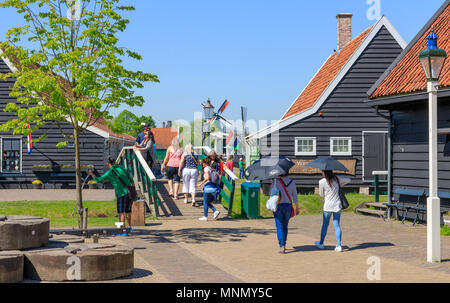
xmin=247 ymin=16 xmax=406 ymax=142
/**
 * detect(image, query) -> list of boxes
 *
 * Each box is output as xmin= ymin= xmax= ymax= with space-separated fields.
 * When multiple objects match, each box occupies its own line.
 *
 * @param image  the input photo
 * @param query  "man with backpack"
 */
xmin=197 ymin=157 xmax=221 ymax=221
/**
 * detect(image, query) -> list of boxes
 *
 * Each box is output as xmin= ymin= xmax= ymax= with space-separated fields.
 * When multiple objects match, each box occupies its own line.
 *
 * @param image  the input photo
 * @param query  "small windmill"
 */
xmin=202 ymin=99 xmax=232 ymax=148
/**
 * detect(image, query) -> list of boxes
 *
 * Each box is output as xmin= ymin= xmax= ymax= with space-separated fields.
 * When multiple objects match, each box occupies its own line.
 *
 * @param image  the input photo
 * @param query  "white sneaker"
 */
xmin=213 ymin=210 xmax=220 ymax=219
xmin=335 ymin=246 xmax=342 ymax=252
xmin=314 ymin=241 xmax=324 ymax=250
xmin=199 ymin=216 xmax=208 ymax=221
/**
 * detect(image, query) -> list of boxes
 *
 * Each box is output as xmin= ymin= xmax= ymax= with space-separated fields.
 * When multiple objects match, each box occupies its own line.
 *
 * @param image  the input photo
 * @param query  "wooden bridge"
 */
xmin=117 ymin=147 xmax=237 ymax=220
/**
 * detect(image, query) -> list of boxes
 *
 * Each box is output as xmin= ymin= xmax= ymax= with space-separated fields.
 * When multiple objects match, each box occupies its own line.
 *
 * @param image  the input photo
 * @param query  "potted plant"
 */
xmin=32 ymin=180 xmax=43 ymax=189
xmin=88 ymin=180 xmax=98 ymax=189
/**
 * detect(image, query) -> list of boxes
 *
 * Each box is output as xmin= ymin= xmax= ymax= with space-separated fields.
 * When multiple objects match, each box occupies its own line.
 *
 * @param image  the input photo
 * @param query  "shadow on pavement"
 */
xmin=129 ymin=227 xmax=273 ymax=244
xmin=346 ymin=242 xmax=395 ymax=251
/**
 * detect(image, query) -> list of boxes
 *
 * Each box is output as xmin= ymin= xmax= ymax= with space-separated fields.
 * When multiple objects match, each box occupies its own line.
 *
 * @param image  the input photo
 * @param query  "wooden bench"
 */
xmin=384 ymin=189 xmax=425 ymax=225
xmin=386 ymin=189 xmax=448 ymax=226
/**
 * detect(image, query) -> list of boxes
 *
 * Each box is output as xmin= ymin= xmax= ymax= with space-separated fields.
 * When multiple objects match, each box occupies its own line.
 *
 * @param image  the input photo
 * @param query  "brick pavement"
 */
xmin=107 ymin=214 xmax=450 ymax=283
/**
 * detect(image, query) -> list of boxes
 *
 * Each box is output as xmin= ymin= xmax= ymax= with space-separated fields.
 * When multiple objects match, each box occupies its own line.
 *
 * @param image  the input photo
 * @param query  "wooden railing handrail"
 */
xmin=117 ymin=146 xmax=156 ymax=181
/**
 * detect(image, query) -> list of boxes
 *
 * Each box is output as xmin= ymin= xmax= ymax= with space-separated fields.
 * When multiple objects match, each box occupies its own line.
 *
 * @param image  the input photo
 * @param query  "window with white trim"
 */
xmin=295 ymin=137 xmax=316 ymax=156
xmin=330 ymin=137 xmax=352 ymax=156
xmin=1 ymin=138 xmax=22 ymax=173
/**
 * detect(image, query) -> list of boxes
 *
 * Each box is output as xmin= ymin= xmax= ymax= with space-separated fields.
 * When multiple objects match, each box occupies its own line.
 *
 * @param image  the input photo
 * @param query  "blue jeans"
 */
xmin=319 ymin=211 xmax=342 ymax=247
xmin=239 ymin=168 xmax=244 ymax=179
xmin=203 ymin=192 xmax=217 ymax=217
xmin=273 ymin=203 xmax=292 ymax=247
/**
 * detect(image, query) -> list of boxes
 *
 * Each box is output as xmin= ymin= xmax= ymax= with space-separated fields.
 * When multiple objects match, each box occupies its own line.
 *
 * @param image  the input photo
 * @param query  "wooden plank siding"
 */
xmin=0 ymin=57 xmax=116 ymax=188
xmin=260 ymin=26 xmax=403 ymax=190
xmin=389 ymin=99 xmax=450 ymax=208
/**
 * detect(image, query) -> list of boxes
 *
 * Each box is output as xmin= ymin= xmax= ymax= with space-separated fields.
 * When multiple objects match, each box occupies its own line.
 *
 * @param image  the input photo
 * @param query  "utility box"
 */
xmin=241 ymin=182 xmax=261 ymax=219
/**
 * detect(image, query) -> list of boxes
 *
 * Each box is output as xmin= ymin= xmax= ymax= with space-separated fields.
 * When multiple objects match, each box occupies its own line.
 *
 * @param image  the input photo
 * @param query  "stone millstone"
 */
xmin=0 ymin=215 xmax=49 ymax=251
xmin=24 ymin=243 xmax=134 ymax=281
xmin=0 ymin=251 xmax=24 ymax=283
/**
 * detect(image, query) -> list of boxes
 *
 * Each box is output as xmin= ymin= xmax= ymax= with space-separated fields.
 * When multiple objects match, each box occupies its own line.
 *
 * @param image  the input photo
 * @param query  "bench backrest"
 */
xmin=393 ymin=188 xmax=425 ymax=204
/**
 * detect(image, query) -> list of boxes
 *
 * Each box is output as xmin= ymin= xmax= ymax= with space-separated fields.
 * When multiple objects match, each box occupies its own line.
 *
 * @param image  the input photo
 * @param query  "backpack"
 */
xmin=209 ymin=166 xmax=221 ymax=185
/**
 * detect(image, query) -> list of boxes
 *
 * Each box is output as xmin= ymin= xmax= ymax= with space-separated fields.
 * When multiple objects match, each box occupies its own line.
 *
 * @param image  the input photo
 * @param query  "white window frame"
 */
xmin=295 ymin=137 xmax=317 ymax=156
xmin=1 ymin=136 xmax=23 ymax=174
xmin=330 ymin=137 xmax=352 ymax=156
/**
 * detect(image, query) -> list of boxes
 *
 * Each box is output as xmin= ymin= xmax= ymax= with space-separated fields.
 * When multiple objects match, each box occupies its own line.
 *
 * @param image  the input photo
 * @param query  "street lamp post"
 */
xmin=202 ymin=99 xmax=215 ymax=148
xmin=419 ymin=30 xmax=447 ymax=263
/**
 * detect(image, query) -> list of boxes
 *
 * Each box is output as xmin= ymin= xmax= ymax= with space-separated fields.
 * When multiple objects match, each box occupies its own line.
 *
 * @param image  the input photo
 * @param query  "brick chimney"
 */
xmin=336 ymin=13 xmax=353 ymax=51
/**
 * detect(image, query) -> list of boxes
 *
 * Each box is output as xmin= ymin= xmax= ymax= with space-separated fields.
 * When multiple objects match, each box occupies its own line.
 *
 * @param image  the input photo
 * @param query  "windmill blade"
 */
xmin=215 ymin=114 xmax=232 ymax=126
xmin=217 ymin=99 xmax=230 ymax=114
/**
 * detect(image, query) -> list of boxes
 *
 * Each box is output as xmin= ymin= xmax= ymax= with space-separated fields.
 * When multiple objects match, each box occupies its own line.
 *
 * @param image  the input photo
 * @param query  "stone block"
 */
xmin=0 ymin=215 xmax=49 ymax=250
xmin=0 ymin=251 xmax=24 ymax=283
xmin=359 ymin=187 xmax=370 ymax=195
xmin=24 ymin=243 xmax=134 ymax=281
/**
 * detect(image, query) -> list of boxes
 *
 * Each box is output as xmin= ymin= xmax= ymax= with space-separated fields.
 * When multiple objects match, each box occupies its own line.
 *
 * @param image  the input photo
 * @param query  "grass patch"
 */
xmin=0 ymin=200 xmax=118 ymax=228
xmin=441 ymin=225 xmax=450 ymax=236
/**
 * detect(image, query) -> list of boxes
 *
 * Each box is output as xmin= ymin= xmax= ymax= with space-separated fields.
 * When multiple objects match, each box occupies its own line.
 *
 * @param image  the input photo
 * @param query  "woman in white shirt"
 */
xmin=315 ymin=170 xmax=350 ymax=252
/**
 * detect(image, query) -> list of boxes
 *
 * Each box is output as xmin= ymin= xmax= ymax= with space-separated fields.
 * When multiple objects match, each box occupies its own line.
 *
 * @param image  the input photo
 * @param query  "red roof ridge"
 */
xmin=370 ymin=3 xmax=450 ymax=99
xmin=282 ymin=25 xmax=374 ymax=120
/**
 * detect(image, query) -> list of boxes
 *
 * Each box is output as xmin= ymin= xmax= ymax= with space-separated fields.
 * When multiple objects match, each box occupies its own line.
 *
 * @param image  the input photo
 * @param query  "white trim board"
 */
xmin=246 ymin=16 xmax=406 ymax=141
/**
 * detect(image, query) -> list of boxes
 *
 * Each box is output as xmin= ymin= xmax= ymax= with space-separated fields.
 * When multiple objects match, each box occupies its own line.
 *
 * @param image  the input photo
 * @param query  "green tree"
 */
xmin=0 ymin=0 xmax=159 ymax=228
xmin=108 ymin=110 xmax=155 ymax=137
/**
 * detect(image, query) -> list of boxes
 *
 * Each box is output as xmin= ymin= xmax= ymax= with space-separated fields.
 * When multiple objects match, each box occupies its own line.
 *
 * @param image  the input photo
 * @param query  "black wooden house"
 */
xmin=247 ymin=14 xmax=406 ymax=192
xmin=0 ymin=52 xmax=135 ymax=189
xmin=367 ymin=1 xmax=450 ymax=210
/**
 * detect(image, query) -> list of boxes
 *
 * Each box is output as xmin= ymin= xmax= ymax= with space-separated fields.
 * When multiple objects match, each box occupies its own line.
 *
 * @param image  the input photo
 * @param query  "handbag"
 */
xmin=279 ymin=178 xmax=296 ymax=218
xmin=337 ymin=178 xmax=349 ymax=210
xmin=111 ymin=167 xmax=138 ymax=201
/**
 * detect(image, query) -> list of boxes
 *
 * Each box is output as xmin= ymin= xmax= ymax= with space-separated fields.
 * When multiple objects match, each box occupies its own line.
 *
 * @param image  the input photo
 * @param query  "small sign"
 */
xmin=290 ymin=159 xmax=357 ymax=175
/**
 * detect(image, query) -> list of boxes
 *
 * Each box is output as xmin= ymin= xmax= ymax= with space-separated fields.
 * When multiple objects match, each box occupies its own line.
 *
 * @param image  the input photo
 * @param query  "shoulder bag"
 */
xmin=337 ymin=178 xmax=349 ymax=210
xmin=112 ymin=167 xmax=138 ymax=201
xmin=279 ymin=178 xmax=296 ymax=218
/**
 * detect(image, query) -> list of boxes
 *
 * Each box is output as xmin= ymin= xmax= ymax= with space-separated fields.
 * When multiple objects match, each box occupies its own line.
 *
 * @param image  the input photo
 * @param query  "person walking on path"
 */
xmin=133 ymin=131 xmax=155 ymax=169
xmin=89 ymin=157 xmax=135 ymax=232
xmin=197 ymin=157 xmax=221 ymax=221
xmin=238 ymin=158 xmax=246 ymax=179
xmin=225 ymin=155 xmax=234 ymax=181
xmin=315 ymin=170 xmax=350 ymax=252
xmin=269 ymin=174 xmax=300 ymax=254
xmin=178 ymin=144 xmax=200 ymax=206
xmin=162 ymin=137 xmax=183 ymax=199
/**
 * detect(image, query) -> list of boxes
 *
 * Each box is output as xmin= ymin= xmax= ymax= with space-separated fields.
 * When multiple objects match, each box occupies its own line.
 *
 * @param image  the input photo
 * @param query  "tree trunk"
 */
xmin=73 ymin=124 xmax=84 ymax=229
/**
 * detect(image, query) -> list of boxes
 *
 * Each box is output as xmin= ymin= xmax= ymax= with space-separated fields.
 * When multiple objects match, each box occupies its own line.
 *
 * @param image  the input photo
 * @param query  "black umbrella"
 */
xmin=244 ymin=156 xmax=295 ymax=181
xmin=304 ymin=157 xmax=348 ymax=172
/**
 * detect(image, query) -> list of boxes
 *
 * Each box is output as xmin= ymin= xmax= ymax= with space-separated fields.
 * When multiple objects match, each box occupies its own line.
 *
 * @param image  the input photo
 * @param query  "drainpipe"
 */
xmin=375 ymin=106 xmax=392 ymax=203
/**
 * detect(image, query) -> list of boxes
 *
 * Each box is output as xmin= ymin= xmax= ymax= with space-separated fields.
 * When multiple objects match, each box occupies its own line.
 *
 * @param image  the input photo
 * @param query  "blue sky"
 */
xmin=0 ymin=0 xmax=445 ymax=127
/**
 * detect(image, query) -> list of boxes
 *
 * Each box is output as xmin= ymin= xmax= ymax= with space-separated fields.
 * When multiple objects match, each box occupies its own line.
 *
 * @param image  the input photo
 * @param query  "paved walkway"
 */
xmin=0 ymin=189 xmax=115 ymax=202
xmin=100 ymin=214 xmax=450 ymax=283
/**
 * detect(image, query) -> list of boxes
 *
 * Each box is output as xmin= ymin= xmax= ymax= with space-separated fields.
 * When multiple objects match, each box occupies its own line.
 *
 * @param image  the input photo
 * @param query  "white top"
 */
xmin=319 ymin=176 xmax=351 ymax=212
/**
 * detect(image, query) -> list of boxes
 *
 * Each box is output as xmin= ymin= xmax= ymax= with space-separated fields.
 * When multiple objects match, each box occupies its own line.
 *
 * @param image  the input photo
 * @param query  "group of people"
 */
xmin=269 ymin=169 xmax=350 ymax=254
xmin=161 ymin=136 xmax=243 ymax=221
xmin=89 ymin=124 xmax=347 ymax=253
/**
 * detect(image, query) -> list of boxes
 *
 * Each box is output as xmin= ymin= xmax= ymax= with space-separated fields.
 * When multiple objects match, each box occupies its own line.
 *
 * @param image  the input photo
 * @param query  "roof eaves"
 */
xmin=368 ymin=0 xmax=450 ymax=99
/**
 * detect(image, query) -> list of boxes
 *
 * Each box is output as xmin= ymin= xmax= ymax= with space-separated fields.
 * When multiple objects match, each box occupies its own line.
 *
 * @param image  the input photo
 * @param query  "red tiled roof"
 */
xmin=150 ymin=127 xmax=178 ymax=149
xmin=370 ymin=4 xmax=450 ymax=99
xmin=283 ymin=26 xmax=374 ymax=119
xmin=92 ymin=117 xmax=136 ymax=141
